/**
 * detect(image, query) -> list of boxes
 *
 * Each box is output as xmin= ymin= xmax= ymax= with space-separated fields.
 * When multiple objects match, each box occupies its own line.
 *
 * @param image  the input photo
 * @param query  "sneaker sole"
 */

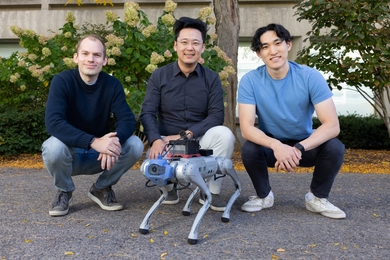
xmin=49 ymin=208 xmax=69 ymax=216
xmin=305 ymin=203 xmax=346 ymax=219
xmin=199 ymin=198 xmax=226 ymax=212
xmin=241 ymin=202 xmax=273 ymax=213
xmin=88 ymin=192 xmax=123 ymax=211
xmin=240 ymin=206 xmax=262 ymax=212
xmin=49 ymin=198 xmax=72 ymax=217
xmin=162 ymin=199 xmax=179 ymax=205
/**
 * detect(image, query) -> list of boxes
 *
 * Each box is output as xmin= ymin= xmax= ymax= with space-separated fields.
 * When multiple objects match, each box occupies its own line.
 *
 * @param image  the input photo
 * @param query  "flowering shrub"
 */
xmin=1 ymin=0 xmax=235 ymax=117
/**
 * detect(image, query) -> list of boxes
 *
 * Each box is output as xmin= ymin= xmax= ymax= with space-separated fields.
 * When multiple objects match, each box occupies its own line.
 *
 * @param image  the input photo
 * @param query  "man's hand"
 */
xmin=272 ymin=142 xmax=301 ymax=172
xmin=90 ymin=132 xmax=122 ymax=170
xmin=148 ymin=134 xmax=181 ymax=159
xmin=149 ymin=139 xmax=166 ymax=159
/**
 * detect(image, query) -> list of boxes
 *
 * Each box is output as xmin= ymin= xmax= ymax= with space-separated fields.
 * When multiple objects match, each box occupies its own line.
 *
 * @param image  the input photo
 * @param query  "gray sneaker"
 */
xmin=49 ymin=191 xmax=73 ymax=217
xmin=162 ymin=189 xmax=179 ymax=205
xmin=88 ymin=183 xmax=123 ymax=211
xmin=305 ymin=192 xmax=346 ymax=219
xmin=199 ymin=193 xmax=227 ymax=212
xmin=241 ymin=191 xmax=274 ymax=212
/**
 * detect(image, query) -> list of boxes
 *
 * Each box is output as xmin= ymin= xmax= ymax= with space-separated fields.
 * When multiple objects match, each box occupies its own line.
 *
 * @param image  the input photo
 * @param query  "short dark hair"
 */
xmin=251 ymin=23 xmax=293 ymax=52
xmin=76 ymin=34 xmax=106 ymax=57
xmin=173 ymin=17 xmax=208 ymax=43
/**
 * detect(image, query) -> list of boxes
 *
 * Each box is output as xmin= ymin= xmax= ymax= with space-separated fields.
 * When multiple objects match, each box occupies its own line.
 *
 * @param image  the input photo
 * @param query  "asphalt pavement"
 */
xmin=1 ymin=167 xmax=389 ymax=259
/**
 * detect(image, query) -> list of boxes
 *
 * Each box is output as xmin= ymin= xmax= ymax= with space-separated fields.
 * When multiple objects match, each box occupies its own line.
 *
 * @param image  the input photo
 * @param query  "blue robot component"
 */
xmin=144 ymin=155 xmax=173 ymax=186
xmin=139 ymin=139 xmax=242 ymax=245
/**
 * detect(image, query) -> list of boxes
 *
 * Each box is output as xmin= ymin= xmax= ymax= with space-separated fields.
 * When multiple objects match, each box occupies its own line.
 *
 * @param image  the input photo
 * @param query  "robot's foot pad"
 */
xmin=182 ymin=211 xmax=190 ymax=216
xmin=188 ymin=238 xmax=198 ymax=245
xmin=139 ymin=228 xmax=149 ymax=234
xmin=221 ymin=217 xmax=230 ymax=223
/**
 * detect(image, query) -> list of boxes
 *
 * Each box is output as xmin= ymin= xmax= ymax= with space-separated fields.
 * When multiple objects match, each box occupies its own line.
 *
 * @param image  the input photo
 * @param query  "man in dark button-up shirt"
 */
xmin=140 ymin=17 xmax=235 ymax=212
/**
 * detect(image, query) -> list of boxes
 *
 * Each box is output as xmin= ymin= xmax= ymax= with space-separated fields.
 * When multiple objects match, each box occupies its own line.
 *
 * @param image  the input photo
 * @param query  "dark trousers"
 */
xmin=241 ymin=138 xmax=345 ymax=199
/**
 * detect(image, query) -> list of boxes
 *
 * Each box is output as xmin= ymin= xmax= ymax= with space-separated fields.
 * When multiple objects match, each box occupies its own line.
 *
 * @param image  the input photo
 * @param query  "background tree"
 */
xmin=294 ymin=0 xmax=390 ymax=137
xmin=213 ymin=0 xmax=240 ymax=139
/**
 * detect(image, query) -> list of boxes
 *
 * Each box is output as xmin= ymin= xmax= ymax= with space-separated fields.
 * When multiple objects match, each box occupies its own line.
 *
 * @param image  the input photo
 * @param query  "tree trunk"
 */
xmin=213 ymin=0 xmax=240 ymax=140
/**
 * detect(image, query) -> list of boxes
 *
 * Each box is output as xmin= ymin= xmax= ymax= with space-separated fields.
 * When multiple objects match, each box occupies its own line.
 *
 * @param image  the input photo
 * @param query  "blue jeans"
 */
xmin=42 ymin=135 xmax=144 ymax=192
xmin=241 ymin=138 xmax=345 ymax=199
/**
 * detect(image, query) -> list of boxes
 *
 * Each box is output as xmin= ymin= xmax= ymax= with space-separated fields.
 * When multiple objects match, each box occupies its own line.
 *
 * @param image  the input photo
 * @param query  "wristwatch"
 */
xmin=294 ymin=143 xmax=305 ymax=154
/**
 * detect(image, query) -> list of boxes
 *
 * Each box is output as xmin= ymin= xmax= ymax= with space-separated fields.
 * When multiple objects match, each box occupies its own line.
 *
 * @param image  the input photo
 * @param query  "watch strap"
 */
xmin=294 ymin=143 xmax=305 ymax=153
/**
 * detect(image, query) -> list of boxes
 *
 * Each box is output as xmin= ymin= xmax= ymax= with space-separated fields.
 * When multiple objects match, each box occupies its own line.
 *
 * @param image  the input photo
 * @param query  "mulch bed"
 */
xmin=1 ymin=147 xmax=389 ymax=174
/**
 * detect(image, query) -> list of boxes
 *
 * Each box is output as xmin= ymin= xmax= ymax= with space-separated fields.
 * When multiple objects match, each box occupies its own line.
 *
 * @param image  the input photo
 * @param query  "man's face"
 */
xmin=257 ymin=30 xmax=292 ymax=72
xmin=73 ymin=37 xmax=107 ymax=83
xmin=174 ymin=28 xmax=205 ymax=70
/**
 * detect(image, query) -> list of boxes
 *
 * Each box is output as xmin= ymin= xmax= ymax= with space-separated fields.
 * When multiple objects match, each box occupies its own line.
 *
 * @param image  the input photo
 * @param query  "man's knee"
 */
xmin=42 ymin=136 xmax=70 ymax=163
xmin=323 ymin=138 xmax=345 ymax=158
xmin=122 ymin=135 xmax=144 ymax=158
xmin=42 ymin=136 xmax=69 ymax=157
xmin=241 ymin=141 xmax=258 ymax=157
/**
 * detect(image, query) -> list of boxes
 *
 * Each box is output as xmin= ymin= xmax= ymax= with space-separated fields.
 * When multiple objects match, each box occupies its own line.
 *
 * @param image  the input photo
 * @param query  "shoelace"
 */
xmin=313 ymin=197 xmax=329 ymax=208
xmin=53 ymin=192 xmax=69 ymax=207
xmin=248 ymin=196 xmax=259 ymax=201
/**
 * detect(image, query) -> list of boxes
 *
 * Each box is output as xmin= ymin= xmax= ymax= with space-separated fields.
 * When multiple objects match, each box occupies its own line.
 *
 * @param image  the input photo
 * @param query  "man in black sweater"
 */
xmin=42 ymin=35 xmax=144 ymax=217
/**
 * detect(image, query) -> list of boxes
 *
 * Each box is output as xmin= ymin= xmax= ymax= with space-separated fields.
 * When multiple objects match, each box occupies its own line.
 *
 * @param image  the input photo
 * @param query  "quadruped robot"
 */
xmin=139 ymin=133 xmax=242 ymax=244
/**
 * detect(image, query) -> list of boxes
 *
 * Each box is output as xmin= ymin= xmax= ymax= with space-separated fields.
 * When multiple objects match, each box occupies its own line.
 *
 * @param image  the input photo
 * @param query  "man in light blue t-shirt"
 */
xmin=237 ymin=23 xmax=346 ymax=219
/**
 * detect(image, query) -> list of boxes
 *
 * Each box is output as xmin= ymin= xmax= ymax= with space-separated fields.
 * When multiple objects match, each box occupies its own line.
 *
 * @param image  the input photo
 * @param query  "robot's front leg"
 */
xmin=179 ymin=169 xmax=212 ymax=244
xmin=139 ymin=186 xmax=168 ymax=234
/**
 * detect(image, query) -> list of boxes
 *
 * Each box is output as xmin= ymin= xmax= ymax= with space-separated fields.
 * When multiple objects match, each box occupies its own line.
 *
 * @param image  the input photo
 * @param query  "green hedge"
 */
xmin=0 ymin=107 xmax=49 ymax=156
xmin=0 ymin=110 xmax=389 ymax=157
xmin=313 ymin=114 xmax=390 ymax=150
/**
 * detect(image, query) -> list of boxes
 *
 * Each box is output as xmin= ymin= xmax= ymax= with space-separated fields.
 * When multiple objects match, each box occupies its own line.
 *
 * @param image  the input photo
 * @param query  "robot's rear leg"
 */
xmin=182 ymin=186 xmax=200 ymax=216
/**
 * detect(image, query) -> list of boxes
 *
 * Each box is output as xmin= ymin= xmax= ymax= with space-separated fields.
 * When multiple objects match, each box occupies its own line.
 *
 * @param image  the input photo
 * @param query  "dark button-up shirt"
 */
xmin=140 ymin=61 xmax=224 ymax=145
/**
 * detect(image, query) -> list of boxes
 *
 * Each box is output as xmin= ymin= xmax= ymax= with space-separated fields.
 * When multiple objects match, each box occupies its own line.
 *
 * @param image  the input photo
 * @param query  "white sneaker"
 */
xmin=241 ymin=191 xmax=274 ymax=212
xmin=305 ymin=192 xmax=346 ymax=219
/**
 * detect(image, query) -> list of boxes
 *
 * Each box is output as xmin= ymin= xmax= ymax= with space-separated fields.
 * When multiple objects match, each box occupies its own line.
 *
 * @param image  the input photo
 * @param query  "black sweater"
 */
xmin=45 ymin=69 xmax=136 ymax=149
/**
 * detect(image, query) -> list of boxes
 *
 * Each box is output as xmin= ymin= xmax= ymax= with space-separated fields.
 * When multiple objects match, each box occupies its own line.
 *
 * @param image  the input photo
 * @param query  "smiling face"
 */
xmin=256 ymin=30 xmax=292 ymax=79
xmin=174 ymin=28 xmax=205 ymax=75
xmin=73 ymin=37 xmax=107 ymax=83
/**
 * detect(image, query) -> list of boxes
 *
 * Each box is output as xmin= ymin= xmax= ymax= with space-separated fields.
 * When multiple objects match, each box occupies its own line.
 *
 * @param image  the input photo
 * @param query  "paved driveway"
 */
xmin=1 ymin=167 xmax=389 ymax=259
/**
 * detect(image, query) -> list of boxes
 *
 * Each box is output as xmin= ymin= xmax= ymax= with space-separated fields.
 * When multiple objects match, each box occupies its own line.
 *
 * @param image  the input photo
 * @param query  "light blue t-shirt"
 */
xmin=237 ymin=61 xmax=332 ymax=141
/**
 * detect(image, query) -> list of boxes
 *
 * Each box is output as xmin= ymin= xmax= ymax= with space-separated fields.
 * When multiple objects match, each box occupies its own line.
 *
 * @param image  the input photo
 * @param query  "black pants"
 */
xmin=241 ymin=138 xmax=345 ymax=199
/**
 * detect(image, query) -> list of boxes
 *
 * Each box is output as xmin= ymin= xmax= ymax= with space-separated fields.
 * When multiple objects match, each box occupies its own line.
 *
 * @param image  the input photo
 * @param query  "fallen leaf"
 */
xmin=64 ymin=251 xmax=74 ymax=255
xmin=25 ymin=239 xmax=32 ymax=243
xmin=276 ymin=248 xmax=285 ymax=252
xmin=163 ymin=230 xmax=169 ymax=235
xmin=271 ymin=254 xmax=279 ymax=260
xmin=203 ymin=234 xmax=209 ymax=239
xmin=150 ymin=238 xmax=155 ymax=243
xmin=160 ymin=252 xmax=167 ymax=259
xmin=85 ymin=223 xmax=90 ymax=227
